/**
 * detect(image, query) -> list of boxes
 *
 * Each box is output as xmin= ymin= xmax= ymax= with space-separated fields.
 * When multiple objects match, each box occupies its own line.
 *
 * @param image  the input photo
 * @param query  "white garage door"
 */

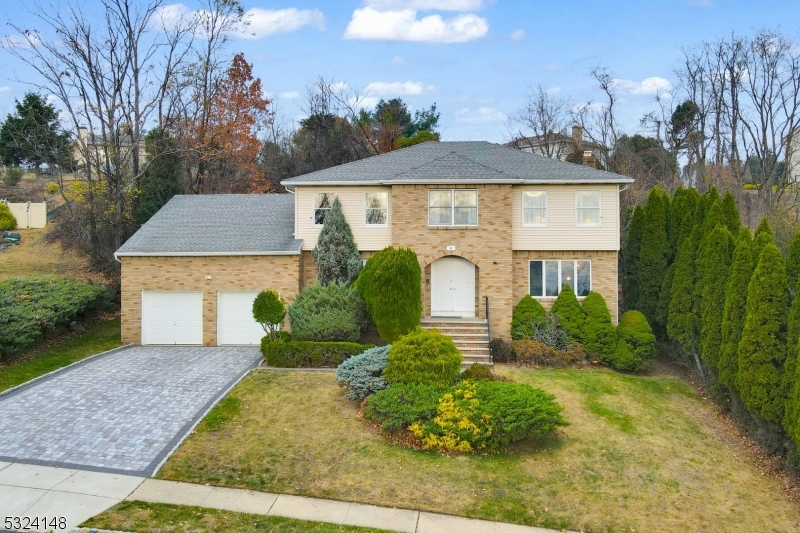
xmin=217 ymin=291 xmax=265 ymax=345
xmin=142 ymin=291 xmax=203 ymax=345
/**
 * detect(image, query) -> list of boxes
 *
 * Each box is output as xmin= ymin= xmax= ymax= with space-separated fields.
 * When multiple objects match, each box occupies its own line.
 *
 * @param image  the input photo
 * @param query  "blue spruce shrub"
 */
xmin=336 ymin=345 xmax=391 ymax=400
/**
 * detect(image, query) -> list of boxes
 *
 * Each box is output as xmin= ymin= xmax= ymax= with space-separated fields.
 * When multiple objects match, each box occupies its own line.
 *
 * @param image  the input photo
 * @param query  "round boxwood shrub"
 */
xmin=356 ymin=247 xmax=421 ymax=343
xmin=581 ymin=291 xmax=617 ymax=363
xmin=383 ymin=328 xmax=462 ymax=387
xmin=336 ymin=345 xmax=390 ymax=400
xmin=611 ymin=310 xmax=656 ymax=372
xmin=511 ymin=295 xmax=546 ymax=340
xmin=287 ymin=282 xmax=367 ymax=342
xmin=252 ymin=289 xmax=286 ymax=340
xmin=0 ymin=202 xmax=17 ymax=231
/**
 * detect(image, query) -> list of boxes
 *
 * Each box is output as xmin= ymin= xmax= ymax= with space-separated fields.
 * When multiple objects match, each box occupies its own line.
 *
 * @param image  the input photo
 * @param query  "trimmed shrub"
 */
xmin=410 ymin=380 xmax=568 ymax=453
xmin=489 ymin=338 xmax=512 ymax=363
xmin=0 ymin=202 xmax=17 ymax=231
xmin=551 ymin=284 xmax=584 ymax=342
xmin=581 ymin=291 xmax=616 ymax=363
xmin=312 ymin=197 xmax=362 ymax=286
xmin=610 ymin=310 xmax=656 ymax=372
xmin=383 ymin=328 xmax=462 ymax=387
xmin=510 ymin=339 xmax=586 ymax=367
xmin=356 ymin=247 xmax=422 ymax=343
xmin=287 ymin=282 xmax=367 ymax=342
xmin=364 ymin=383 xmax=447 ymax=432
xmin=511 ymin=295 xmax=546 ymax=340
xmin=252 ymin=289 xmax=286 ymax=340
xmin=0 ymin=277 xmax=109 ymax=356
xmin=460 ymin=363 xmax=495 ymax=381
xmin=336 ymin=345 xmax=390 ymax=400
xmin=260 ymin=338 xmax=373 ymax=368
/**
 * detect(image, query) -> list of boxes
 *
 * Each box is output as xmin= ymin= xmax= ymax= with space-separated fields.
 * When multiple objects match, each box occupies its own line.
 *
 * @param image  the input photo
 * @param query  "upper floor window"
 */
xmin=365 ymin=192 xmax=388 ymax=226
xmin=576 ymin=190 xmax=601 ymax=226
xmin=428 ymin=189 xmax=478 ymax=226
xmin=522 ymin=191 xmax=547 ymax=226
xmin=314 ymin=192 xmax=336 ymax=226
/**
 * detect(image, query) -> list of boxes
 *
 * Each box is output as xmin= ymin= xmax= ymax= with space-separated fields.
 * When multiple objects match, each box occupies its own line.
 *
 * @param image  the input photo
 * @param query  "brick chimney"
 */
xmin=582 ymin=150 xmax=596 ymax=168
xmin=572 ymin=125 xmax=583 ymax=148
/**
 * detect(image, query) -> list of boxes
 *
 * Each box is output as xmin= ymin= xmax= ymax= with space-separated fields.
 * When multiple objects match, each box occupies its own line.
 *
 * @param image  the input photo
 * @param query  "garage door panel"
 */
xmin=217 ymin=291 xmax=265 ymax=345
xmin=142 ymin=291 xmax=203 ymax=345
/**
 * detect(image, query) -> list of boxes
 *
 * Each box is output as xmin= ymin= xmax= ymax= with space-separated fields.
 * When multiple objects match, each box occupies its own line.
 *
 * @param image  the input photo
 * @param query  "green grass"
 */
xmin=158 ymin=365 xmax=800 ymax=533
xmin=0 ymin=317 xmax=121 ymax=393
xmin=83 ymin=501 xmax=394 ymax=533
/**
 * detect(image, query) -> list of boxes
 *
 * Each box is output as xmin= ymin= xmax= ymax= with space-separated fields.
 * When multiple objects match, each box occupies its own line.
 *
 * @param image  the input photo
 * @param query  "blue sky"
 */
xmin=1 ymin=0 xmax=798 ymax=142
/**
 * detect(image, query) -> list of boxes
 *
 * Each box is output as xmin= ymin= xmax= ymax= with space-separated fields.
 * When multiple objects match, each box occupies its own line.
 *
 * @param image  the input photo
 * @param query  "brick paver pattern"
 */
xmin=0 ymin=347 xmax=261 ymax=475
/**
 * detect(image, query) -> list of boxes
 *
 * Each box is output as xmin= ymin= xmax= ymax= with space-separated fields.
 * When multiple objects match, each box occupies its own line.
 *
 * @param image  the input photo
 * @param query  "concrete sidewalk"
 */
xmin=127 ymin=478 xmax=570 ymax=533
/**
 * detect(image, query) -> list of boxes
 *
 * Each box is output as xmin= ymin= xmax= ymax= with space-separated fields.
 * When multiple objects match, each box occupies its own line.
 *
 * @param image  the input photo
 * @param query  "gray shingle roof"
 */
xmin=115 ymin=194 xmax=301 ymax=256
xmin=281 ymin=141 xmax=634 ymax=186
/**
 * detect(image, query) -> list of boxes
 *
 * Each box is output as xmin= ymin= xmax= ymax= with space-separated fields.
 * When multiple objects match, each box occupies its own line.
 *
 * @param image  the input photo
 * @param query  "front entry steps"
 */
xmin=420 ymin=317 xmax=492 ymax=368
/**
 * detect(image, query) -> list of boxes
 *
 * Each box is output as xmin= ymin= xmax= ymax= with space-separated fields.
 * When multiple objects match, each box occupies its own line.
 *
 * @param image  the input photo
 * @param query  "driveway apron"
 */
xmin=0 ymin=346 xmax=261 ymax=477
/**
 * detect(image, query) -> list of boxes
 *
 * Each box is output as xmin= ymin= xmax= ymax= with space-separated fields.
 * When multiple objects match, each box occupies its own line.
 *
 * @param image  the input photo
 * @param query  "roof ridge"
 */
xmin=456 ymin=148 xmax=523 ymax=179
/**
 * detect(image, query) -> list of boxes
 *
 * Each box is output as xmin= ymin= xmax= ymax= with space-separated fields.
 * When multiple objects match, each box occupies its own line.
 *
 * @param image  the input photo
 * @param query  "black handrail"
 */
xmin=484 ymin=295 xmax=492 ymax=364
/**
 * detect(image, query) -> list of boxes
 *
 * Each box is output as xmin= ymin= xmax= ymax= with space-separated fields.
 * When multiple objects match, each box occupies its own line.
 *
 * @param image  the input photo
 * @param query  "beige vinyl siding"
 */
xmin=511 ymin=184 xmax=620 ymax=251
xmin=295 ymin=186 xmax=392 ymax=251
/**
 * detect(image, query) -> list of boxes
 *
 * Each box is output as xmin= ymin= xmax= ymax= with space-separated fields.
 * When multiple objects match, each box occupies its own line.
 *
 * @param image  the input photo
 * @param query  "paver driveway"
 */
xmin=0 ymin=346 xmax=261 ymax=477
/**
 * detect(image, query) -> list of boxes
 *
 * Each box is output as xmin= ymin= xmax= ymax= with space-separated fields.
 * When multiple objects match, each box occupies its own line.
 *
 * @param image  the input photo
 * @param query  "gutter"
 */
xmin=114 ymin=249 xmax=302 ymax=260
xmin=281 ymin=178 xmax=634 ymax=187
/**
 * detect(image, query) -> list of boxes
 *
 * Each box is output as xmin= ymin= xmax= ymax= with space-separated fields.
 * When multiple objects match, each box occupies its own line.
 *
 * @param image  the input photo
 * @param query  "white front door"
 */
xmin=142 ymin=291 xmax=203 ymax=345
xmin=217 ymin=291 xmax=265 ymax=345
xmin=431 ymin=257 xmax=476 ymax=317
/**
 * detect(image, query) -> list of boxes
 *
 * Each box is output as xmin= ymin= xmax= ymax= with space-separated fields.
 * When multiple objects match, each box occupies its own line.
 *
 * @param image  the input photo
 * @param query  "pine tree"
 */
xmin=581 ymin=291 xmax=617 ymax=363
xmin=721 ymin=190 xmax=740 ymax=234
xmin=668 ymin=239 xmax=697 ymax=353
xmin=312 ymin=197 xmax=362 ymax=286
xmin=622 ymin=204 xmax=645 ymax=311
xmin=786 ymin=230 xmax=800 ymax=299
xmin=551 ymin=284 xmax=585 ymax=342
xmin=718 ymin=234 xmax=754 ymax=390
xmin=736 ymin=244 xmax=788 ymax=423
xmin=637 ymin=188 xmax=668 ymax=327
xmin=698 ymin=226 xmax=733 ymax=370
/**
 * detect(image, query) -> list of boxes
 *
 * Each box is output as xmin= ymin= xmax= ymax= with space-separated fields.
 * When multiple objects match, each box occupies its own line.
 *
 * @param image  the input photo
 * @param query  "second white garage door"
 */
xmin=217 ymin=291 xmax=265 ymax=345
xmin=142 ymin=291 xmax=203 ymax=345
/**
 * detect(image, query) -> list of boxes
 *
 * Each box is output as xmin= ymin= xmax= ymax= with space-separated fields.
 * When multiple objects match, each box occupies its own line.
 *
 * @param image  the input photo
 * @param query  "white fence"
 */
xmin=5 ymin=202 xmax=47 ymax=229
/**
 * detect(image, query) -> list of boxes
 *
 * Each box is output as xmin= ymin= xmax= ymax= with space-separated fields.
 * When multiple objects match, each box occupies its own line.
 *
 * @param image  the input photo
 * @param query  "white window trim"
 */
xmin=575 ymin=190 xmax=602 ymax=227
xmin=528 ymin=259 xmax=592 ymax=299
xmin=364 ymin=191 xmax=389 ymax=228
xmin=427 ymin=189 xmax=479 ymax=227
xmin=313 ymin=192 xmax=337 ymax=227
xmin=522 ymin=190 xmax=548 ymax=228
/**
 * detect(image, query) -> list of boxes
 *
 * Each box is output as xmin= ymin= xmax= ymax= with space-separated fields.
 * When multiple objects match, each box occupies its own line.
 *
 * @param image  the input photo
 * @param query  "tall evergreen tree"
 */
xmin=667 ymin=188 xmax=688 ymax=264
xmin=656 ymin=262 xmax=676 ymax=339
xmin=693 ymin=200 xmax=727 ymax=331
xmin=698 ymin=226 xmax=733 ymax=371
xmin=312 ymin=197 xmax=362 ymax=285
xmin=637 ymin=188 xmax=668 ymax=328
xmin=622 ymin=204 xmax=645 ymax=311
xmin=783 ymin=342 xmax=800 ymax=445
xmin=718 ymin=234 xmax=754 ymax=390
xmin=783 ymin=276 xmax=800 ymax=408
xmin=736 ymin=244 xmax=788 ymax=423
xmin=752 ymin=218 xmax=774 ymax=262
xmin=721 ymin=190 xmax=740 ymax=234
xmin=786 ymin=230 xmax=800 ymax=299
xmin=132 ymin=129 xmax=184 ymax=226
xmin=677 ymin=187 xmax=700 ymax=247
xmin=687 ymin=193 xmax=709 ymax=255
xmin=668 ymin=238 xmax=698 ymax=353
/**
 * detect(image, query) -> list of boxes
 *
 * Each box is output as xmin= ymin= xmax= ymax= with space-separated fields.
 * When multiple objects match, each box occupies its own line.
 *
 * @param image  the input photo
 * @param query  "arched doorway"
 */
xmin=430 ymin=256 xmax=476 ymax=317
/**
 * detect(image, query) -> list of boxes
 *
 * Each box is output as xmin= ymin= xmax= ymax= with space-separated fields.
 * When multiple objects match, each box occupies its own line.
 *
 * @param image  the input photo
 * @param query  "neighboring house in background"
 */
xmin=787 ymin=127 xmax=800 ymax=184
xmin=114 ymin=141 xmax=633 ymax=363
xmin=505 ymin=126 xmax=605 ymax=167
xmin=74 ymin=126 xmax=148 ymax=174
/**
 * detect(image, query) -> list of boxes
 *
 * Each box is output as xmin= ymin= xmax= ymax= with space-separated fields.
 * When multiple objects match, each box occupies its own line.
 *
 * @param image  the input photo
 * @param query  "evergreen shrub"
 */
xmin=460 ymin=363 xmax=495 ymax=381
xmin=611 ymin=310 xmax=656 ymax=372
xmin=489 ymin=338 xmax=512 ymax=363
xmin=336 ymin=345 xmax=390 ymax=400
xmin=2 ymin=166 xmax=23 ymax=187
xmin=581 ymin=291 xmax=617 ymax=363
xmin=383 ymin=328 xmax=462 ymax=386
xmin=364 ymin=383 xmax=447 ymax=432
xmin=287 ymin=282 xmax=366 ymax=342
xmin=311 ymin=197 xmax=362 ymax=286
xmin=511 ymin=295 xmax=546 ymax=340
xmin=551 ymin=284 xmax=584 ymax=342
xmin=0 ymin=202 xmax=17 ymax=231
xmin=260 ymin=338 xmax=373 ymax=368
xmin=356 ymin=247 xmax=421 ymax=343
xmin=252 ymin=289 xmax=286 ymax=340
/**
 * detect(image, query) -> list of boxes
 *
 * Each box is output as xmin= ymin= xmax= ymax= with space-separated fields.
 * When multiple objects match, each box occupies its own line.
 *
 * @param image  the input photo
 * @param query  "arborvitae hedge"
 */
xmin=551 ymin=284 xmax=584 ymax=342
xmin=784 ymin=276 xmax=800 ymax=405
xmin=736 ymin=243 xmax=788 ymax=423
xmin=511 ymin=295 xmax=547 ymax=340
xmin=784 ymin=345 xmax=800 ymax=445
xmin=721 ymin=190 xmax=740 ymax=234
xmin=667 ymin=188 xmax=693 ymax=264
xmin=718 ymin=235 xmax=754 ymax=390
xmin=581 ymin=291 xmax=616 ymax=363
xmin=622 ymin=204 xmax=645 ymax=311
xmin=698 ymin=225 xmax=733 ymax=370
xmin=637 ymin=188 xmax=668 ymax=327
xmin=312 ymin=198 xmax=362 ymax=286
xmin=667 ymin=238 xmax=697 ymax=353
xmin=356 ymin=247 xmax=422 ymax=343
xmin=656 ymin=262 xmax=676 ymax=335
xmin=677 ymin=187 xmax=699 ymax=247
xmin=787 ymin=230 xmax=800 ymax=299
xmin=612 ymin=310 xmax=656 ymax=372
xmin=752 ymin=218 xmax=774 ymax=262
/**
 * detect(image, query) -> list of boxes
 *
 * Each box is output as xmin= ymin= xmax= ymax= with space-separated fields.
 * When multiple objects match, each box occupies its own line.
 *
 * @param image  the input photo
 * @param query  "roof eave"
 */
xmin=282 ymin=177 xmax=634 ymax=186
xmin=115 ymin=249 xmax=302 ymax=259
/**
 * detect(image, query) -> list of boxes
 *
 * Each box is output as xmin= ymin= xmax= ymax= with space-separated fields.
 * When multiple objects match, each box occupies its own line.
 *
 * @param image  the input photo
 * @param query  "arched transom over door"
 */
xmin=430 ymin=257 xmax=476 ymax=318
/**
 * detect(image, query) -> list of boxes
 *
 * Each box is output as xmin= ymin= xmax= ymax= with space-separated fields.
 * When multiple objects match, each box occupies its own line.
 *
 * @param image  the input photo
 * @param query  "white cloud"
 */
xmin=545 ymin=87 xmax=561 ymax=95
xmin=364 ymin=81 xmax=435 ymax=96
xmin=279 ymin=91 xmax=300 ymax=100
xmin=349 ymin=96 xmax=379 ymax=110
xmin=344 ymin=7 xmax=488 ymax=43
xmin=364 ymin=0 xmax=488 ymax=11
xmin=455 ymin=107 xmax=506 ymax=124
xmin=510 ymin=29 xmax=525 ymax=41
xmin=390 ymin=55 xmax=408 ymax=65
xmin=0 ymin=86 xmax=10 ymax=93
xmin=330 ymin=81 xmax=349 ymax=92
xmin=3 ymin=32 xmax=40 ymax=50
xmin=612 ymin=76 xmax=672 ymax=96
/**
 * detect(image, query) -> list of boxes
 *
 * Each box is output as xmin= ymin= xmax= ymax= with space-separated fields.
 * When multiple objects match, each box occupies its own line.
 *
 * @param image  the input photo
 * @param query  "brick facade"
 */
xmin=121 ymin=255 xmax=300 ymax=345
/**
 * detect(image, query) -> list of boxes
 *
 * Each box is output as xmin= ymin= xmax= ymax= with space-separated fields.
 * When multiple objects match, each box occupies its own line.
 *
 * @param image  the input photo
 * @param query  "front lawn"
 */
xmin=158 ymin=365 xmax=800 ymax=532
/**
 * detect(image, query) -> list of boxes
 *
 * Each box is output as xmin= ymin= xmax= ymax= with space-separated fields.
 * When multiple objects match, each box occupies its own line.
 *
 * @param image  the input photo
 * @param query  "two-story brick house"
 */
xmin=115 ymin=141 xmax=633 ymax=354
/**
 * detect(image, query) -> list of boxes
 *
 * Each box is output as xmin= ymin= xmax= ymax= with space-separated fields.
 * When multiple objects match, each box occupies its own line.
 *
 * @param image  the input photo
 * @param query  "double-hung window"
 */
xmin=428 ymin=189 xmax=478 ymax=226
xmin=529 ymin=260 xmax=592 ymax=298
xmin=314 ymin=192 xmax=336 ymax=226
xmin=576 ymin=190 xmax=601 ymax=226
xmin=522 ymin=191 xmax=547 ymax=226
xmin=365 ymin=192 xmax=388 ymax=226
